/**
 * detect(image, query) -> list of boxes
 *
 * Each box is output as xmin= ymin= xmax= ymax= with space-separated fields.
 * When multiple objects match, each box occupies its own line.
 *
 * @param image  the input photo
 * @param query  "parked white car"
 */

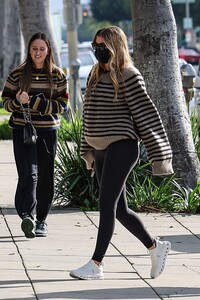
xmin=60 ymin=47 xmax=97 ymax=91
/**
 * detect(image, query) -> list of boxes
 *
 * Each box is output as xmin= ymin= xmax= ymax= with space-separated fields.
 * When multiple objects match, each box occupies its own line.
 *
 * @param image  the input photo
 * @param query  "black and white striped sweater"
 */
xmin=81 ymin=65 xmax=173 ymax=176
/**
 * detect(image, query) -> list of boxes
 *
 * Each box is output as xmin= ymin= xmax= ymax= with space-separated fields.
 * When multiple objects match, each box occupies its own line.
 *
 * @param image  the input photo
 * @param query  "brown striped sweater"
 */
xmin=2 ymin=68 xmax=68 ymax=131
xmin=81 ymin=65 xmax=173 ymax=176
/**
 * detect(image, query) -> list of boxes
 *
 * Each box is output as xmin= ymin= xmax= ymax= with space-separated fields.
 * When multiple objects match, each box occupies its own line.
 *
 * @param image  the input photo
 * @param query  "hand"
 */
xmin=16 ymin=89 xmax=30 ymax=104
xmin=90 ymin=161 xmax=95 ymax=177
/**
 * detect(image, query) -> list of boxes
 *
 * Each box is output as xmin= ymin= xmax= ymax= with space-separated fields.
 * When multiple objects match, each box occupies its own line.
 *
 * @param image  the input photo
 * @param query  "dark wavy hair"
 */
xmin=18 ymin=32 xmax=61 ymax=92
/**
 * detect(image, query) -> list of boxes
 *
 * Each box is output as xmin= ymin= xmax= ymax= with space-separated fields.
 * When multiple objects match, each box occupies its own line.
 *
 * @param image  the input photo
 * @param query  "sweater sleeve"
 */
xmin=30 ymin=72 xmax=68 ymax=115
xmin=125 ymin=69 xmax=174 ymax=176
xmin=80 ymin=106 xmax=95 ymax=170
xmin=1 ymin=71 xmax=22 ymax=112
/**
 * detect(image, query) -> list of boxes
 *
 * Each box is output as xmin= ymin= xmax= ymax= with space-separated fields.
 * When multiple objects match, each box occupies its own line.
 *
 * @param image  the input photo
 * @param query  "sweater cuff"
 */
xmin=81 ymin=150 xmax=94 ymax=170
xmin=152 ymin=159 xmax=174 ymax=176
xmin=13 ymin=98 xmax=21 ymax=108
xmin=30 ymin=93 xmax=46 ymax=113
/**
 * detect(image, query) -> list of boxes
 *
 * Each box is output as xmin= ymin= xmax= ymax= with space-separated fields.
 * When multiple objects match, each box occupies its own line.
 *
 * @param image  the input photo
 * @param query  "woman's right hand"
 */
xmin=16 ymin=89 xmax=30 ymax=104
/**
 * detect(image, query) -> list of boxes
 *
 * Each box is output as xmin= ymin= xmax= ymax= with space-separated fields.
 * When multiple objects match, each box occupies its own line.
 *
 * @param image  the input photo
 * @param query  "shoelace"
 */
xmin=37 ymin=222 xmax=46 ymax=230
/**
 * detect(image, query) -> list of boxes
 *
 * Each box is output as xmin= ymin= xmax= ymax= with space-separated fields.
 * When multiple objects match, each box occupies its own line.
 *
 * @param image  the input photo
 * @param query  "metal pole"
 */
xmin=63 ymin=0 xmax=82 ymax=112
xmin=71 ymin=58 xmax=81 ymax=112
xmin=185 ymin=0 xmax=190 ymax=18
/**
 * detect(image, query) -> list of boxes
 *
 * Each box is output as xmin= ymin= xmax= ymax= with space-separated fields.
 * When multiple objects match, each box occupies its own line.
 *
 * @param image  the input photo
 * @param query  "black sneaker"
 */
xmin=35 ymin=220 xmax=48 ymax=237
xmin=21 ymin=217 xmax=35 ymax=239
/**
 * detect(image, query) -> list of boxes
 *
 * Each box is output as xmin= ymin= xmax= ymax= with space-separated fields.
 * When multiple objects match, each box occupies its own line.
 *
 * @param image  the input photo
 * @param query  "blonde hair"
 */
xmin=86 ymin=26 xmax=133 ymax=100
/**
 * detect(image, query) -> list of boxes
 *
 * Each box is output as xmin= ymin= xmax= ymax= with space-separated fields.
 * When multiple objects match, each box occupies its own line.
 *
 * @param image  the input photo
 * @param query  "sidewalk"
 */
xmin=0 ymin=140 xmax=200 ymax=300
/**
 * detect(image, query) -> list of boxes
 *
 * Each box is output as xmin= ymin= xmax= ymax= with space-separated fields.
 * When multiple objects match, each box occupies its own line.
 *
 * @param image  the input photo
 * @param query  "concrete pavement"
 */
xmin=0 ymin=140 xmax=200 ymax=300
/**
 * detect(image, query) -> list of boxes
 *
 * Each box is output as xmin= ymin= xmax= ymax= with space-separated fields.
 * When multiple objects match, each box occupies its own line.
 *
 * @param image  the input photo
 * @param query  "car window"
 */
xmin=78 ymin=52 xmax=94 ymax=66
xmin=60 ymin=52 xmax=69 ymax=69
xmin=60 ymin=51 xmax=95 ymax=69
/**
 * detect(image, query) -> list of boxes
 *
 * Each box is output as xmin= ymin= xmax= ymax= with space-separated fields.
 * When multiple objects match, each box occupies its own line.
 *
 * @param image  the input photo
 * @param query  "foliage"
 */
xmin=127 ymin=170 xmax=200 ymax=214
xmin=58 ymin=115 xmax=76 ymax=141
xmin=190 ymin=112 xmax=200 ymax=160
xmin=0 ymin=107 xmax=10 ymax=115
xmin=78 ymin=17 xmax=111 ymax=42
xmin=0 ymin=119 xmax=12 ymax=140
xmin=54 ymin=114 xmax=200 ymax=213
xmin=54 ymin=115 xmax=99 ymax=210
xmin=0 ymin=107 xmax=12 ymax=140
xmin=91 ymin=0 xmax=131 ymax=23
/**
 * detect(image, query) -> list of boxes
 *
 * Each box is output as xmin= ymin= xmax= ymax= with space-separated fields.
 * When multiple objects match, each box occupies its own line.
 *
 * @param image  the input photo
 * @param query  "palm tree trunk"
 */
xmin=18 ymin=0 xmax=61 ymax=67
xmin=1 ymin=0 xmax=22 ymax=87
xmin=131 ymin=0 xmax=200 ymax=188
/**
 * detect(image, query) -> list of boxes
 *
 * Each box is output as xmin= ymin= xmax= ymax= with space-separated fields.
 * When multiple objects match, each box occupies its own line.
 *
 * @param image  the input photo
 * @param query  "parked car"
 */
xmin=60 ymin=47 xmax=96 ymax=91
xmin=178 ymin=48 xmax=200 ymax=65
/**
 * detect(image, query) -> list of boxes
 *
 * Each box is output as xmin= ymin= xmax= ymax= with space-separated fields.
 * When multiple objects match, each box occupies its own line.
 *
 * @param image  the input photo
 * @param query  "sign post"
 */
xmin=172 ymin=0 xmax=196 ymax=47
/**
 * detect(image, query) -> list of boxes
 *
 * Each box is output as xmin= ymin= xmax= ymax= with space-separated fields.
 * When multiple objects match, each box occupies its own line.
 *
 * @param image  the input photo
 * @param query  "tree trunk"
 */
xmin=131 ymin=0 xmax=200 ymax=189
xmin=0 ymin=0 xmax=5 ymax=89
xmin=0 ymin=0 xmax=22 ymax=89
xmin=18 ymin=0 xmax=61 ymax=67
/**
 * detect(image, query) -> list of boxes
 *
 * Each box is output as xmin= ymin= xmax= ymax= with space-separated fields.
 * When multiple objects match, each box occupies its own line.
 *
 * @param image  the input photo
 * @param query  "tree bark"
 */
xmin=18 ymin=0 xmax=61 ymax=67
xmin=131 ymin=0 xmax=200 ymax=189
xmin=0 ymin=0 xmax=22 ymax=89
xmin=0 ymin=0 xmax=5 ymax=89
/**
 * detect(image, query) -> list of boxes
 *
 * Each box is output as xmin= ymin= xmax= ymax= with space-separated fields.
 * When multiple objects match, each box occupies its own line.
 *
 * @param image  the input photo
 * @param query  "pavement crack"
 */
xmin=182 ymin=263 xmax=200 ymax=275
xmin=169 ymin=212 xmax=200 ymax=240
xmin=84 ymin=211 xmax=164 ymax=300
xmin=0 ymin=207 xmax=39 ymax=300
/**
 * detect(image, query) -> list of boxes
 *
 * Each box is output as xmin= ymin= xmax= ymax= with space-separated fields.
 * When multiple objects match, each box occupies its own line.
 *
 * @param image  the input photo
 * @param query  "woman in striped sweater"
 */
xmin=2 ymin=32 xmax=68 ymax=238
xmin=69 ymin=26 xmax=173 ymax=280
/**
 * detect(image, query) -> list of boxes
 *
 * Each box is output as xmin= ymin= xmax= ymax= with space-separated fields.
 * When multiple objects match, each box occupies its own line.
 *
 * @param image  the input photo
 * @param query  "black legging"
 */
xmin=92 ymin=139 xmax=154 ymax=262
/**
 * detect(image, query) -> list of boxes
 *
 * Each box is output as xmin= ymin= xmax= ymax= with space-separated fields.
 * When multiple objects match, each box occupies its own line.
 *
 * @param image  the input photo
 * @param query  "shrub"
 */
xmin=54 ymin=114 xmax=200 ymax=213
xmin=0 ymin=119 xmax=12 ymax=140
xmin=190 ymin=112 xmax=200 ymax=160
xmin=54 ymin=115 xmax=99 ymax=210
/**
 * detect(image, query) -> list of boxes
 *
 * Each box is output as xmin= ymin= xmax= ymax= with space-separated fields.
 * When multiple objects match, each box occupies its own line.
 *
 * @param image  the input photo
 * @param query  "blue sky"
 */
xmin=50 ymin=0 xmax=89 ymax=13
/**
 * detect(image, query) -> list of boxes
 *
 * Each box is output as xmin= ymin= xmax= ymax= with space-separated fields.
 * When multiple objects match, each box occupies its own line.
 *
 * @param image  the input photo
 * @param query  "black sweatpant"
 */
xmin=13 ymin=129 xmax=57 ymax=222
xmin=92 ymin=139 xmax=154 ymax=262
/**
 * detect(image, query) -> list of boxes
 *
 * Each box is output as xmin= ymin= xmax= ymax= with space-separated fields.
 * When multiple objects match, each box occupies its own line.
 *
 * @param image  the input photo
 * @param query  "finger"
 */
xmin=16 ymin=89 xmax=21 ymax=97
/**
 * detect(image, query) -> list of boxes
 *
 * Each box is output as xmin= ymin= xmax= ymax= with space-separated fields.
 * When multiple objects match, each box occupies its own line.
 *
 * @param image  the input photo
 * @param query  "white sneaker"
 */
xmin=69 ymin=260 xmax=105 ymax=280
xmin=149 ymin=238 xmax=171 ymax=279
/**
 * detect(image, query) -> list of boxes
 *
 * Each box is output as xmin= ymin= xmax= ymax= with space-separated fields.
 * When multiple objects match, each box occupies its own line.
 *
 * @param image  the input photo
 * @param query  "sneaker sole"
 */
xmin=35 ymin=232 xmax=47 ymax=237
xmin=151 ymin=241 xmax=171 ymax=279
xmin=21 ymin=218 xmax=35 ymax=239
xmin=69 ymin=271 xmax=104 ymax=280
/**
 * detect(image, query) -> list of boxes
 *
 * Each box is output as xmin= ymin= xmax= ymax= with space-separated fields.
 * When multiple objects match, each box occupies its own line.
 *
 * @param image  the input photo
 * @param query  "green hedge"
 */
xmin=0 ymin=119 xmax=12 ymax=140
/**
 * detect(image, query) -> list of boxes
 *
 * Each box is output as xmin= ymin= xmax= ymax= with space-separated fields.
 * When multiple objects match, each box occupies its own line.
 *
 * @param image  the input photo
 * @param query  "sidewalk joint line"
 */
xmin=84 ymin=211 xmax=163 ymax=300
xmin=0 ymin=207 xmax=39 ymax=300
xmin=169 ymin=212 xmax=200 ymax=240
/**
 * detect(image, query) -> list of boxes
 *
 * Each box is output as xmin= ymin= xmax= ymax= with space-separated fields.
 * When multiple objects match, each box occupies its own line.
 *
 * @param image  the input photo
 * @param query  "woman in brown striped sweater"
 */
xmin=2 ymin=32 xmax=68 ymax=239
xmin=70 ymin=26 xmax=173 ymax=280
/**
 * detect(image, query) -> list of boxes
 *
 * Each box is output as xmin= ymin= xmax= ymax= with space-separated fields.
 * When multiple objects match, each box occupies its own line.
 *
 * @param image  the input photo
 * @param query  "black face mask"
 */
xmin=95 ymin=48 xmax=110 ymax=64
